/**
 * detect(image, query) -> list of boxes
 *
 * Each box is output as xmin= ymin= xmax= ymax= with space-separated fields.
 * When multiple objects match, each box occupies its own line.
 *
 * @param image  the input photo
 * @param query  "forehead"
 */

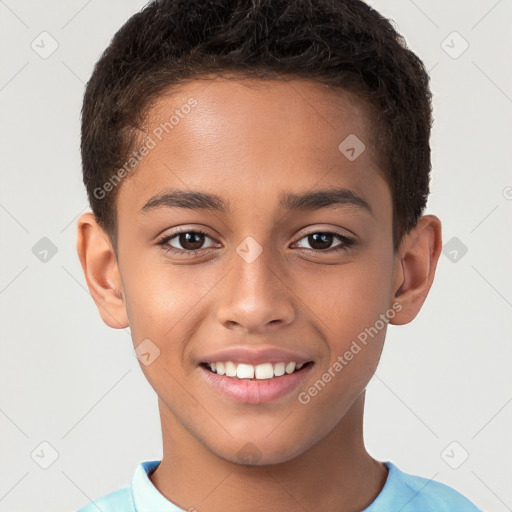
xmin=146 ymin=75 xmax=376 ymax=158
xmin=118 ymin=75 xmax=388 ymax=217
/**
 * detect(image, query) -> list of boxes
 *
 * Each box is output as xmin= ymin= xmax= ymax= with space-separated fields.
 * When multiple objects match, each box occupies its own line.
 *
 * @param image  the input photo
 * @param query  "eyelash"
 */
xmin=156 ymin=228 xmax=355 ymax=257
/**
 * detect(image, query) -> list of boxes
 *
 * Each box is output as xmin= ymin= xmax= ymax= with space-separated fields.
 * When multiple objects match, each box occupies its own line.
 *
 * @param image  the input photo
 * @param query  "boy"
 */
xmin=75 ymin=0 xmax=482 ymax=510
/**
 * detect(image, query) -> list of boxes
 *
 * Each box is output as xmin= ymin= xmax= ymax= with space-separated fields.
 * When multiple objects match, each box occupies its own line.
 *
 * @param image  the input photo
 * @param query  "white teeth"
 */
xmin=255 ymin=363 xmax=274 ymax=380
xmin=225 ymin=361 xmax=237 ymax=377
xmin=273 ymin=362 xmax=285 ymax=377
xmin=206 ymin=360 xmax=307 ymax=379
xmin=236 ymin=363 xmax=254 ymax=379
xmin=285 ymin=362 xmax=296 ymax=374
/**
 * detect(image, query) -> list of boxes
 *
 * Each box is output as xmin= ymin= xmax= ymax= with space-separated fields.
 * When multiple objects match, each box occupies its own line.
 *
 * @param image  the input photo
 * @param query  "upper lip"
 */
xmin=198 ymin=346 xmax=313 ymax=366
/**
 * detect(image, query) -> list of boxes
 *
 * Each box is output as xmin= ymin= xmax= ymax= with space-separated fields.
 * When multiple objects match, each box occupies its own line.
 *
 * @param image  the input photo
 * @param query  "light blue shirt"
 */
xmin=75 ymin=459 xmax=482 ymax=511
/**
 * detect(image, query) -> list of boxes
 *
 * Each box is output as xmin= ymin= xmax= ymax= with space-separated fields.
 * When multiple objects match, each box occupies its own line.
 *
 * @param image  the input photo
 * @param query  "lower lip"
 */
xmin=200 ymin=364 xmax=313 ymax=404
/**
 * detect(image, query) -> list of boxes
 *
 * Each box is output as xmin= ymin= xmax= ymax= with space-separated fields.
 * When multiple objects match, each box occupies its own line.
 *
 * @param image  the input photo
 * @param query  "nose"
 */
xmin=216 ymin=245 xmax=295 ymax=334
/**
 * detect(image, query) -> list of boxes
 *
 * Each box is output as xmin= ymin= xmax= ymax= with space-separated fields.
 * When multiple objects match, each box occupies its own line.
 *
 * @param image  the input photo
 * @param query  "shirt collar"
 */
xmin=132 ymin=459 xmax=396 ymax=512
xmin=131 ymin=460 xmax=186 ymax=512
xmin=362 ymin=461 xmax=403 ymax=511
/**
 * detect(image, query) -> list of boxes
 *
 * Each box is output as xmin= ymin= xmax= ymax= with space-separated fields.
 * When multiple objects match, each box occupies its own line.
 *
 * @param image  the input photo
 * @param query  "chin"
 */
xmin=209 ymin=432 xmax=313 ymax=467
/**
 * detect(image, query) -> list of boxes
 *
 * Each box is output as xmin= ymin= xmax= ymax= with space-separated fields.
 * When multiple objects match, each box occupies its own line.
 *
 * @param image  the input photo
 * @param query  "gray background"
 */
xmin=0 ymin=0 xmax=511 ymax=511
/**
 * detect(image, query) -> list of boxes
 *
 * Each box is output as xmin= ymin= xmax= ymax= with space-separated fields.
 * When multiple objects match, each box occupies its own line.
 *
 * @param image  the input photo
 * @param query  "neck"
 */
xmin=149 ymin=392 xmax=387 ymax=512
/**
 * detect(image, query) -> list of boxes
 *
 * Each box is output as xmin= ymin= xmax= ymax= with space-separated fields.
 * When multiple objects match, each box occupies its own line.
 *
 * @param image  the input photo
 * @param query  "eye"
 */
xmin=294 ymin=231 xmax=355 ymax=252
xmin=156 ymin=228 xmax=218 ymax=256
xmin=156 ymin=228 xmax=355 ymax=257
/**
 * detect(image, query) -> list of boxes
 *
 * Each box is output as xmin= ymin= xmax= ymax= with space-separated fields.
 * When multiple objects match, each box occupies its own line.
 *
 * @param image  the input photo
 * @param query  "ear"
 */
xmin=389 ymin=215 xmax=442 ymax=325
xmin=76 ymin=212 xmax=129 ymax=329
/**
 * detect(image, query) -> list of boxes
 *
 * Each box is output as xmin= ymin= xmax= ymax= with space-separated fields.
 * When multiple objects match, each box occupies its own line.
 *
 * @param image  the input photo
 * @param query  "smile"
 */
xmin=199 ymin=361 xmax=314 ymax=404
xmin=203 ymin=361 xmax=310 ymax=379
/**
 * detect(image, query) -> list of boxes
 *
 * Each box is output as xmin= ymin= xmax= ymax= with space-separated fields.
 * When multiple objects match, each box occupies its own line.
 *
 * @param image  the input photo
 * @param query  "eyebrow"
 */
xmin=281 ymin=188 xmax=373 ymax=216
xmin=140 ymin=187 xmax=373 ymax=216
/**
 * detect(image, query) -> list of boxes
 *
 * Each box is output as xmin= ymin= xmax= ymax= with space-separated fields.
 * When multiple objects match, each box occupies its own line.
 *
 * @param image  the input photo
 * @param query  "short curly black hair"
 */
xmin=81 ymin=0 xmax=433 ymax=253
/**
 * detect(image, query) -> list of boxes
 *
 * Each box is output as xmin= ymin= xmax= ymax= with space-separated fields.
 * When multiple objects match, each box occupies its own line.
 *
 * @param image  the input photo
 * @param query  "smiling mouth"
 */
xmin=200 ymin=361 xmax=314 ymax=380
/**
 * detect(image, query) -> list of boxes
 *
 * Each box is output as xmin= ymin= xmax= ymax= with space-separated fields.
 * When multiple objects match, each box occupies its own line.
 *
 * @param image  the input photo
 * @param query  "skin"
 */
xmin=77 ymin=75 xmax=442 ymax=512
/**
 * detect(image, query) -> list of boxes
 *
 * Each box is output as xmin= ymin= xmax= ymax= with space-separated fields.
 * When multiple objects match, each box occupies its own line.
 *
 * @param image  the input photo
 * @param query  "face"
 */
xmin=112 ymin=76 xmax=399 ymax=464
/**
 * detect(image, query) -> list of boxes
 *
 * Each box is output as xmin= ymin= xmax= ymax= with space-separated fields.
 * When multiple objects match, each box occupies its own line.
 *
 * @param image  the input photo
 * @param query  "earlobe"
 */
xmin=76 ymin=212 xmax=129 ymax=329
xmin=389 ymin=215 xmax=442 ymax=325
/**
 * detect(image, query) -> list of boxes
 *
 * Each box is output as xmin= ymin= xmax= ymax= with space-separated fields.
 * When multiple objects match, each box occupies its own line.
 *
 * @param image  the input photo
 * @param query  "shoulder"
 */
xmin=75 ymin=485 xmax=135 ymax=512
xmin=365 ymin=462 xmax=483 ymax=512
xmin=398 ymin=466 xmax=482 ymax=511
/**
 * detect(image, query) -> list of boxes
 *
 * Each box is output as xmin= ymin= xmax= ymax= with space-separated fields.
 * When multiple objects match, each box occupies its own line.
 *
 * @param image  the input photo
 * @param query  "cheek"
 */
xmin=120 ymin=259 xmax=217 ymax=363
xmin=305 ymin=254 xmax=395 ymax=399
xmin=121 ymin=257 xmax=188 ymax=327
xmin=307 ymin=253 xmax=394 ymax=338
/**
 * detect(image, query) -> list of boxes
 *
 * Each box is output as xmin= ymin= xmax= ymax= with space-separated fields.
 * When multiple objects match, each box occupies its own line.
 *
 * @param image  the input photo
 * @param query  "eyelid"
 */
xmin=293 ymin=230 xmax=355 ymax=251
xmin=156 ymin=227 xmax=219 ymax=251
xmin=156 ymin=225 xmax=356 ymax=257
xmin=294 ymin=223 xmax=357 ymax=240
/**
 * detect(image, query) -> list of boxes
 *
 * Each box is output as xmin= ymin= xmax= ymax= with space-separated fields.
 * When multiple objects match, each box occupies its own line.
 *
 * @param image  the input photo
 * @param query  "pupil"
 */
xmin=181 ymin=232 xmax=204 ymax=250
xmin=178 ymin=233 xmax=335 ymax=251
xmin=309 ymin=233 xmax=332 ymax=250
